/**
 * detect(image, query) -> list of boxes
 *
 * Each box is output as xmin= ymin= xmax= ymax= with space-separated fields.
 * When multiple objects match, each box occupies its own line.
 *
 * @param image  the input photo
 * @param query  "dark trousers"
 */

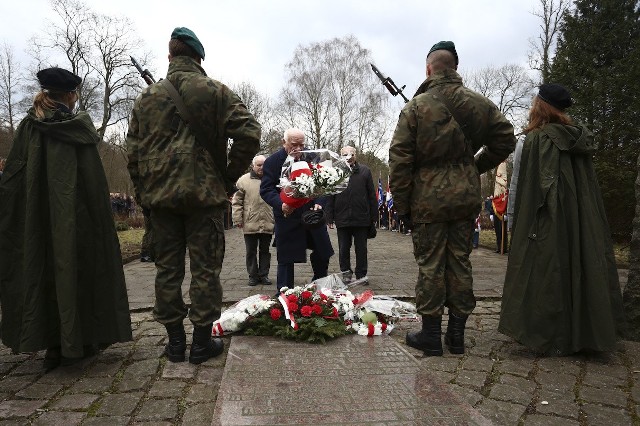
xmin=244 ymin=233 xmax=272 ymax=279
xmin=336 ymin=226 xmax=369 ymax=278
xmin=276 ymin=251 xmax=329 ymax=291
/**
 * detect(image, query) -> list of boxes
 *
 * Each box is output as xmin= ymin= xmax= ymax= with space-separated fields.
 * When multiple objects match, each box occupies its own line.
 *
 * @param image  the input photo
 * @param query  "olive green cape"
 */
xmin=498 ymin=123 xmax=625 ymax=355
xmin=0 ymin=108 xmax=132 ymax=357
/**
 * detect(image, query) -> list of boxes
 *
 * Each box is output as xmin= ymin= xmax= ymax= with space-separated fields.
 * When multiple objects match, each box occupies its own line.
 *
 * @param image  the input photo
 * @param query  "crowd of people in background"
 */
xmin=109 ymin=192 xmax=136 ymax=217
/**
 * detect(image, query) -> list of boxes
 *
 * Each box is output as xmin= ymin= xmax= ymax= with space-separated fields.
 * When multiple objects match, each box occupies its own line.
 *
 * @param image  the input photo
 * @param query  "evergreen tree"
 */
xmin=550 ymin=0 xmax=640 ymax=237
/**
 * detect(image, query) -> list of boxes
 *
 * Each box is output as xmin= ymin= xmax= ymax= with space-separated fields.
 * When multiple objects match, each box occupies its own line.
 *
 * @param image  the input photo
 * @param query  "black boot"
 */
xmin=164 ymin=322 xmax=186 ymax=362
xmin=445 ymin=312 xmax=468 ymax=354
xmin=189 ymin=324 xmax=224 ymax=364
xmin=406 ymin=315 xmax=443 ymax=356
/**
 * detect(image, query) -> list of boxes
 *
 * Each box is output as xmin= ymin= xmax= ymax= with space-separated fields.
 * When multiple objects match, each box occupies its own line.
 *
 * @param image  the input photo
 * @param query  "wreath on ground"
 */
xmin=212 ymin=283 xmax=417 ymax=344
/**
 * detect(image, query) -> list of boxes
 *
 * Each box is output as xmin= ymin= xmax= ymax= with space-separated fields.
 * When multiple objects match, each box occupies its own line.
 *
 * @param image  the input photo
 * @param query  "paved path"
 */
xmin=0 ymin=227 xmax=637 ymax=425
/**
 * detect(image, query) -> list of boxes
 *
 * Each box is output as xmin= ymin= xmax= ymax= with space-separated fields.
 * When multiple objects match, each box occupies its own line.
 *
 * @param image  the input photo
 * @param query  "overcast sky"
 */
xmin=3 ymin=0 xmax=543 ymax=98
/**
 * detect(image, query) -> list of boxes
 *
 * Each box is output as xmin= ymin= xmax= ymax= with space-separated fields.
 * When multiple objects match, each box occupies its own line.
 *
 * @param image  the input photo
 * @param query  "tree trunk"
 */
xmin=623 ymin=152 xmax=640 ymax=340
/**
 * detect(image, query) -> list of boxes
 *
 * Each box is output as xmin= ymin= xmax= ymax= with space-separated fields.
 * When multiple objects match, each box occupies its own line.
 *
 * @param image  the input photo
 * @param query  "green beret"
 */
xmin=171 ymin=27 xmax=205 ymax=60
xmin=36 ymin=67 xmax=82 ymax=92
xmin=427 ymin=41 xmax=458 ymax=66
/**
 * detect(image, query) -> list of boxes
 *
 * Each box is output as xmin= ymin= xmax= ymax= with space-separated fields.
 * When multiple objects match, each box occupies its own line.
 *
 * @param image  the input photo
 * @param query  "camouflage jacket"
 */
xmin=388 ymin=69 xmax=515 ymax=223
xmin=126 ymin=56 xmax=260 ymax=209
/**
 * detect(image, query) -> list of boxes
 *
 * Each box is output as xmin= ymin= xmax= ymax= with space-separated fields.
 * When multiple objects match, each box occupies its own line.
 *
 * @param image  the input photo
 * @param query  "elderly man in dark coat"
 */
xmin=260 ymin=128 xmax=334 ymax=292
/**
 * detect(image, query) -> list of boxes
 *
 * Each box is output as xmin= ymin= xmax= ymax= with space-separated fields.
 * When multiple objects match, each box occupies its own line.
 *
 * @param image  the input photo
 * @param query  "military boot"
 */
xmin=406 ymin=315 xmax=443 ymax=356
xmin=189 ymin=324 xmax=224 ymax=364
xmin=444 ymin=312 xmax=468 ymax=355
xmin=164 ymin=322 xmax=186 ymax=362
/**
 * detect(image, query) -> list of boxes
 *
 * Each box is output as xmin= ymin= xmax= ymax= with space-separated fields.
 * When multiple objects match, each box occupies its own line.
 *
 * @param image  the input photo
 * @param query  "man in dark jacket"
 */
xmin=389 ymin=41 xmax=515 ymax=357
xmin=260 ymin=128 xmax=334 ymax=292
xmin=326 ymin=146 xmax=377 ymax=283
xmin=126 ymin=27 xmax=260 ymax=364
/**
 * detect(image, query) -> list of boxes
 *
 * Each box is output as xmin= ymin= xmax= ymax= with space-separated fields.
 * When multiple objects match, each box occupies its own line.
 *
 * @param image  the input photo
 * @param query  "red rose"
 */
xmin=301 ymin=291 xmax=312 ymax=300
xmin=312 ymin=305 xmax=323 ymax=315
xmin=368 ymin=323 xmax=375 ymax=336
xmin=352 ymin=298 xmax=359 ymax=305
xmin=288 ymin=302 xmax=299 ymax=313
xmin=300 ymin=306 xmax=312 ymax=317
xmin=270 ymin=308 xmax=282 ymax=320
xmin=381 ymin=323 xmax=387 ymax=331
xmin=294 ymin=323 xmax=299 ymax=330
xmin=287 ymin=294 xmax=299 ymax=304
xmin=320 ymin=293 xmax=328 ymax=301
xmin=332 ymin=307 xmax=338 ymax=317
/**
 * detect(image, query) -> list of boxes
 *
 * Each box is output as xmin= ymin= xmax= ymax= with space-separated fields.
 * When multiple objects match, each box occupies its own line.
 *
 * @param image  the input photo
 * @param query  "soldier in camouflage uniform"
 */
xmin=389 ymin=41 xmax=515 ymax=356
xmin=126 ymin=27 xmax=260 ymax=364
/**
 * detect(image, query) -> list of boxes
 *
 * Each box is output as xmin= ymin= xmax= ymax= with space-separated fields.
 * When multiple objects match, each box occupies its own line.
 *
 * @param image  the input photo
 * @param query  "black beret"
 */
xmin=538 ymin=83 xmax=573 ymax=110
xmin=36 ymin=67 xmax=82 ymax=92
xmin=171 ymin=27 xmax=205 ymax=60
xmin=427 ymin=41 xmax=458 ymax=66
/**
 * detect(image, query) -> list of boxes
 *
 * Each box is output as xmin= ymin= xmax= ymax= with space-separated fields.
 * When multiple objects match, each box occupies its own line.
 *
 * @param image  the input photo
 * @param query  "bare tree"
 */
xmin=0 ymin=43 xmax=24 ymax=136
xmin=87 ymin=13 xmax=149 ymax=139
xmin=29 ymin=0 xmax=149 ymax=139
xmin=278 ymin=35 xmax=391 ymax=153
xmin=30 ymin=0 xmax=94 ymax=111
xmin=528 ymin=0 xmax=570 ymax=84
xmin=464 ymin=64 xmax=535 ymax=130
xmin=231 ymin=81 xmax=282 ymax=153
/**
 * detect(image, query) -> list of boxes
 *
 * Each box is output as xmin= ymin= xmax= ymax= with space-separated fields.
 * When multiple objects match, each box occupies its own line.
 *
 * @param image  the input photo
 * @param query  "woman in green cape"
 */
xmin=0 ymin=68 xmax=132 ymax=370
xmin=498 ymin=84 xmax=625 ymax=356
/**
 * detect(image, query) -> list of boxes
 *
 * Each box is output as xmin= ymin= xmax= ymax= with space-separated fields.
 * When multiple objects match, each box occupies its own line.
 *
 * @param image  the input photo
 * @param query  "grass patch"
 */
xmin=118 ymin=229 xmax=144 ymax=261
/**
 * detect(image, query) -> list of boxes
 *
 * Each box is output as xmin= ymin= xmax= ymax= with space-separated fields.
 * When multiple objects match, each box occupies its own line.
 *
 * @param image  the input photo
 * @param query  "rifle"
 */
xmin=130 ymin=56 xmax=156 ymax=85
xmin=370 ymin=63 xmax=409 ymax=103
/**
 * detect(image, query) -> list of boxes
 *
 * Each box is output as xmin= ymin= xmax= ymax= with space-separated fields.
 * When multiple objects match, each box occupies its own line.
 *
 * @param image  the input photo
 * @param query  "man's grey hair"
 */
xmin=283 ymin=128 xmax=305 ymax=142
xmin=252 ymin=154 xmax=266 ymax=166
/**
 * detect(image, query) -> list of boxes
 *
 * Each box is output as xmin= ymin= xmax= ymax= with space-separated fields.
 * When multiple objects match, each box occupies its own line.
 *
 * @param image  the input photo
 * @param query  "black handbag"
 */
xmin=367 ymin=223 xmax=377 ymax=239
xmin=301 ymin=209 xmax=326 ymax=229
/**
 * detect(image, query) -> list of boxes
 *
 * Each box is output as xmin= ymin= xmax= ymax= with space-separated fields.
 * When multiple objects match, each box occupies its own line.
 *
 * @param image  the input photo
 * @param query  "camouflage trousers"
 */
xmin=411 ymin=217 xmax=476 ymax=316
xmin=151 ymin=206 xmax=225 ymax=327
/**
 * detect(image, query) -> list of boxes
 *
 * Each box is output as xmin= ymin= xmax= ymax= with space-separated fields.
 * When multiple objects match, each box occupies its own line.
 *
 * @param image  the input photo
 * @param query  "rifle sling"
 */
xmin=429 ymin=87 xmax=474 ymax=147
xmin=160 ymin=78 xmax=196 ymax=128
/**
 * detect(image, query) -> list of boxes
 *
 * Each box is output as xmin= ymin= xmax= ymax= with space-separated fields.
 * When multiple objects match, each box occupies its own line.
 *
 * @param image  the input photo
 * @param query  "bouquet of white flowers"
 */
xmin=279 ymin=149 xmax=352 ymax=208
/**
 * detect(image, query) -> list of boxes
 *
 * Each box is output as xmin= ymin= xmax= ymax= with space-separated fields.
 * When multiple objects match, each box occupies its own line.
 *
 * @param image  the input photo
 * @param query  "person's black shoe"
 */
xmin=189 ymin=324 xmax=224 ymax=364
xmin=248 ymin=278 xmax=259 ymax=286
xmin=43 ymin=347 xmax=61 ymax=372
xmin=260 ymin=276 xmax=273 ymax=285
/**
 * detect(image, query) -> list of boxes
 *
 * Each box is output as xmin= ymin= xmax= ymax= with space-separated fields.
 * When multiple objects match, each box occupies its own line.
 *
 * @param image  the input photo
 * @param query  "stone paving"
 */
xmin=0 ymin=227 xmax=637 ymax=425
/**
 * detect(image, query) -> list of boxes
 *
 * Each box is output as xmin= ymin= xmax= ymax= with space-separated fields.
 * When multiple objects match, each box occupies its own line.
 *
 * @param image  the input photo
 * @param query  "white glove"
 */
xmin=490 ymin=215 xmax=494 ymax=222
